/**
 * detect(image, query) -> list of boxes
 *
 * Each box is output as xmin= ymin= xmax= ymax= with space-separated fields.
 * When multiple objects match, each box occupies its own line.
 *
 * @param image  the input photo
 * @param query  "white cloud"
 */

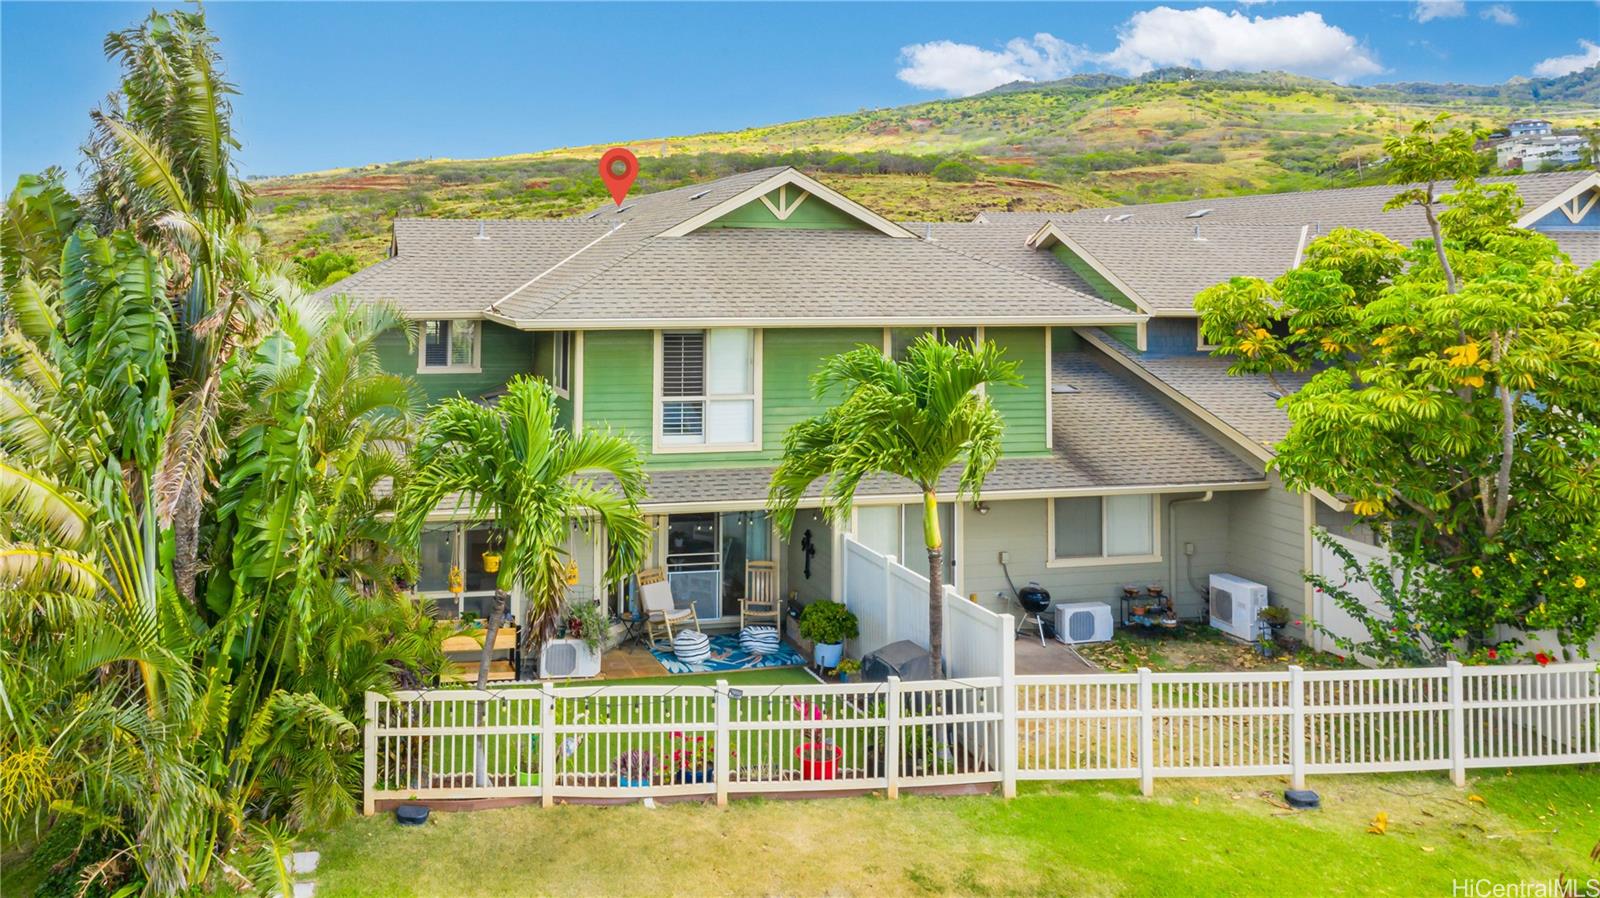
xmin=1532 ymin=39 xmax=1600 ymax=77
xmin=1480 ymin=4 xmax=1518 ymax=25
xmin=1412 ymin=0 xmax=1466 ymax=22
xmin=896 ymin=34 xmax=1093 ymax=97
xmin=1099 ymin=7 xmax=1384 ymax=83
xmin=896 ymin=6 xmax=1387 ymax=96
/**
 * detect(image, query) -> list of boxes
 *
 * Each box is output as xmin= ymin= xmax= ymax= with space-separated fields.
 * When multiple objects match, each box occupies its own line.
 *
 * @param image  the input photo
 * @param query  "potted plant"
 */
xmin=798 ymin=601 xmax=858 ymax=669
xmin=670 ymin=731 xmax=730 ymax=784
xmin=612 ymin=750 xmax=656 ymax=787
xmin=835 ymin=658 xmax=861 ymax=682
xmin=795 ymin=741 xmax=842 ymax=780
xmin=1258 ymin=605 xmax=1291 ymax=632
xmin=564 ymin=600 xmax=609 ymax=653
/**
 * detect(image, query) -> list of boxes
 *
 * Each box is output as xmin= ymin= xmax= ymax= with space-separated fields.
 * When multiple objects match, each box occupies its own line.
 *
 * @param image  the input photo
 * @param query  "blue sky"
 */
xmin=3 ymin=1 xmax=1597 ymax=184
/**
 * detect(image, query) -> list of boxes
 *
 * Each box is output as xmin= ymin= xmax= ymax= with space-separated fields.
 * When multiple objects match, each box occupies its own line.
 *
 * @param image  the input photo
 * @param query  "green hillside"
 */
xmin=253 ymin=68 xmax=1599 ymax=278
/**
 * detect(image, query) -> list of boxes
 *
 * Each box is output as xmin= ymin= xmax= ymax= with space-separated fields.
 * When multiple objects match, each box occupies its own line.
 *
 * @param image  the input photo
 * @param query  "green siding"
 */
xmin=581 ymin=328 xmax=881 ymax=470
xmin=699 ymin=187 xmax=870 ymax=231
xmin=377 ymin=321 xmax=536 ymax=405
xmin=988 ymin=327 xmax=1049 ymax=456
xmin=1050 ymin=244 xmax=1139 ymax=349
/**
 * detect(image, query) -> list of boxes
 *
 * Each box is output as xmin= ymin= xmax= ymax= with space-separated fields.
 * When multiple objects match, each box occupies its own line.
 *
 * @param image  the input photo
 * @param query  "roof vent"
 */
xmin=1051 ymin=383 xmax=1080 ymax=394
xmin=689 ymin=190 xmax=711 ymax=201
xmin=586 ymin=211 xmax=602 ymax=221
xmin=1265 ymin=389 xmax=1285 ymax=400
xmin=1110 ymin=213 xmax=1133 ymax=222
xmin=1184 ymin=209 xmax=1212 ymax=219
xmin=615 ymin=204 xmax=633 ymax=214
xmin=1193 ymin=224 xmax=1205 ymax=241
xmin=475 ymin=222 xmax=489 ymax=240
xmin=924 ymin=223 xmax=934 ymax=241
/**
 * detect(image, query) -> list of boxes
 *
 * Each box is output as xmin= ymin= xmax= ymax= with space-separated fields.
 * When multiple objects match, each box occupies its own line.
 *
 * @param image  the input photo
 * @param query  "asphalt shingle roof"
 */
xmin=988 ymin=171 xmax=1597 ymax=314
xmin=1045 ymin=222 xmax=1307 ymax=313
xmin=980 ymin=171 xmax=1593 ymax=238
xmin=322 ymin=166 xmax=1135 ymax=326
xmin=1084 ymin=328 xmax=1313 ymax=452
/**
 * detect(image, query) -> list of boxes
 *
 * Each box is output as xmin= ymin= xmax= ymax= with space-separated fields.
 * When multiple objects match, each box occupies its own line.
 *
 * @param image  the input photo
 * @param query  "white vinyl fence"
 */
xmin=840 ymin=534 xmax=1013 ymax=678
xmin=365 ymin=661 xmax=1598 ymax=811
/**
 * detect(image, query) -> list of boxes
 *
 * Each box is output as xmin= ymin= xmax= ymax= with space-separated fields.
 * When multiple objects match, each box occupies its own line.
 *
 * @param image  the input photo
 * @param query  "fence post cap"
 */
xmin=1287 ymin=664 xmax=1304 ymax=673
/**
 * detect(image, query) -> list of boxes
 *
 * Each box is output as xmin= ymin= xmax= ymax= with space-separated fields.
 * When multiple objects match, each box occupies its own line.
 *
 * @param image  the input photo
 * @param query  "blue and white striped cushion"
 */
xmin=672 ymin=630 xmax=711 ymax=664
xmin=739 ymin=626 xmax=780 ymax=656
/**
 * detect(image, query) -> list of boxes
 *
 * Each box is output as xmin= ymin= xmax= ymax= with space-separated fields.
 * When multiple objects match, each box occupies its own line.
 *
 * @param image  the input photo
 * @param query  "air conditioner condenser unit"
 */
xmin=1208 ymin=573 xmax=1269 ymax=641
xmin=539 ymin=638 xmax=601 ymax=678
xmin=1054 ymin=602 xmax=1114 ymax=645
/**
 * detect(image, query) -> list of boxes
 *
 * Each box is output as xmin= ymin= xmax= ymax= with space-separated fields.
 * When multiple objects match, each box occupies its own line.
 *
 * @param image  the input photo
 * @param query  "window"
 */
xmin=415 ymin=523 xmax=501 ymax=619
xmin=419 ymin=320 xmax=480 ymax=371
xmin=887 ymin=327 xmax=978 ymax=361
xmin=657 ymin=328 xmax=759 ymax=449
xmin=1048 ymin=494 xmax=1158 ymax=566
xmin=552 ymin=331 xmax=573 ymax=394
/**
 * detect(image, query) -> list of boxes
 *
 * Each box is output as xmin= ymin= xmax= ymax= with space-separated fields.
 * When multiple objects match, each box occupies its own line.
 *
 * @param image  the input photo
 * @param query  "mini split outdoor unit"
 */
xmin=539 ymin=638 xmax=601 ymax=678
xmin=1209 ymin=573 xmax=1269 ymax=641
xmin=1054 ymin=602 xmax=1114 ymax=645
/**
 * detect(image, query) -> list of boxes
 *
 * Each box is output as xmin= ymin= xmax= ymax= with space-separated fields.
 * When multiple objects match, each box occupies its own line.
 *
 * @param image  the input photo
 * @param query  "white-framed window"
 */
xmin=551 ymin=331 xmax=573 ymax=394
xmin=1047 ymin=494 xmax=1160 ymax=567
xmin=416 ymin=523 xmax=500 ymax=619
xmin=418 ymin=319 xmax=481 ymax=372
xmin=1196 ymin=320 xmax=1220 ymax=353
xmin=655 ymin=328 xmax=760 ymax=451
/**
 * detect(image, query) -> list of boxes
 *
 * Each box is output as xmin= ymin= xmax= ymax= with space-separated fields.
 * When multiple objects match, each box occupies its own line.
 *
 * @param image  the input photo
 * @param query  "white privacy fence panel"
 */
xmin=943 ymin=589 xmax=1010 ymax=679
xmin=366 ymin=663 xmax=1599 ymax=812
xmin=843 ymin=538 xmax=889 ymax=656
xmin=839 ymin=534 xmax=1011 ymax=679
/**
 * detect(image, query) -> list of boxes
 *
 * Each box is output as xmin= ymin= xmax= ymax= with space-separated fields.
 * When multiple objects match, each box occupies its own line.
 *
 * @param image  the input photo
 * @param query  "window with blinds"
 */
xmin=419 ymin=320 xmax=479 ymax=370
xmin=658 ymin=329 xmax=757 ymax=448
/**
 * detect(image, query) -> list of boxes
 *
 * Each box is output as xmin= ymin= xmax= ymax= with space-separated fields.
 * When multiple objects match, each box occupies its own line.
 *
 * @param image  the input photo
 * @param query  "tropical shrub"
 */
xmin=797 ymin=601 xmax=860 ymax=646
xmin=1197 ymin=117 xmax=1600 ymax=658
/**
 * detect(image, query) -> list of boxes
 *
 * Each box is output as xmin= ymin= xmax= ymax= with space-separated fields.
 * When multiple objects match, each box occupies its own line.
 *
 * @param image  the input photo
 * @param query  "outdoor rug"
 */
xmin=649 ymin=633 xmax=806 ymax=674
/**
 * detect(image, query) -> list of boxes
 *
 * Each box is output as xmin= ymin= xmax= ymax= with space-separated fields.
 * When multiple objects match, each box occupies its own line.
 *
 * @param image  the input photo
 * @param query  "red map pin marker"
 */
xmin=599 ymin=147 xmax=638 ymax=206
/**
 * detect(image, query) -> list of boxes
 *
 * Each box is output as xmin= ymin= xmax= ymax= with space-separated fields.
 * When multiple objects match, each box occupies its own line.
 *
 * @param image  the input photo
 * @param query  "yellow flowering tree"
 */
xmin=1197 ymin=117 xmax=1600 ymax=658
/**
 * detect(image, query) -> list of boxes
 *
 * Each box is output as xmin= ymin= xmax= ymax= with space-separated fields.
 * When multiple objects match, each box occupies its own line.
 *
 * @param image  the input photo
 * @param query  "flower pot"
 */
xmin=796 ymin=742 xmax=842 ymax=780
xmin=814 ymin=641 xmax=844 ymax=669
xmin=481 ymin=553 xmax=501 ymax=573
xmin=517 ymin=770 xmax=540 ymax=787
xmin=617 ymin=776 xmax=651 ymax=788
xmin=838 ymin=672 xmax=850 ymax=683
xmin=673 ymin=765 xmax=713 ymax=784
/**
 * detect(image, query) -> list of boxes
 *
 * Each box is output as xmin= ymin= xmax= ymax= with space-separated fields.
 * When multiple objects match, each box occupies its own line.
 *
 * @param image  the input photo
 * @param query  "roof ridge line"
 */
xmin=505 ymin=229 xmax=663 ymax=320
xmin=488 ymin=221 xmax=630 ymax=313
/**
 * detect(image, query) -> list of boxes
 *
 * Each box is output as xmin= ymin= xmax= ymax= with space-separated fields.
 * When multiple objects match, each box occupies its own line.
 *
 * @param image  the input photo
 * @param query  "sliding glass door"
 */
xmin=664 ymin=511 xmax=773 ymax=622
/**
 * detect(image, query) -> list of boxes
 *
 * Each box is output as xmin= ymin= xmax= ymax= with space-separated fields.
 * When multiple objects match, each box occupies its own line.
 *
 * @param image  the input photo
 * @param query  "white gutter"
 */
xmin=480 ymin=312 xmax=1148 ymax=330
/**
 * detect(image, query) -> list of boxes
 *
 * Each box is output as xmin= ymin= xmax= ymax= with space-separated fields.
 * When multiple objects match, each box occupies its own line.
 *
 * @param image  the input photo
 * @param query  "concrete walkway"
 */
xmin=1013 ymin=635 xmax=1100 ymax=675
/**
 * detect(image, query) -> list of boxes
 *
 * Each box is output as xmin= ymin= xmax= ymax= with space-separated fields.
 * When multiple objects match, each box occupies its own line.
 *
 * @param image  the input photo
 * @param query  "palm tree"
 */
xmin=768 ymin=334 xmax=1020 ymax=672
xmin=81 ymin=7 xmax=280 ymax=604
xmin=401 ymin=376 xmax=653 ymax=689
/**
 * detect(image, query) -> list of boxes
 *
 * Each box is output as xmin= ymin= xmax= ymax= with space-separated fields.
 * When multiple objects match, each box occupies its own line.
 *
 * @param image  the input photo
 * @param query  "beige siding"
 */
xmin=956 ymin=494 xmax=1232 ymax=621
xmin=782 ymin=509 xmax=836 ymax=607
xmin=1225 ymin=473 xmax=1311 ymax=637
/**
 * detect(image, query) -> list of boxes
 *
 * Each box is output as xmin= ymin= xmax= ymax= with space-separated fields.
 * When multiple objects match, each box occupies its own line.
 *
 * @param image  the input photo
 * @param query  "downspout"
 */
xmin=1168 ymin=491 xmax=1214 ymax=619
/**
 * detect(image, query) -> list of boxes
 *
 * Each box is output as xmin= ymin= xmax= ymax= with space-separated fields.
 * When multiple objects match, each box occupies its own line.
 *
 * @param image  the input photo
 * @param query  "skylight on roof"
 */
xmin=1109 ymin=213 xmax=1133 ymax=222
xmin=614 ymin=204 xmax=633 ymax=214
xmin=689 ymin=190 xmax=711 ymax=201
xmin=1051 ymin=383 xmax=1080 ymax=394
xmin=1184 ymin=209 xmax=1212 ymax=219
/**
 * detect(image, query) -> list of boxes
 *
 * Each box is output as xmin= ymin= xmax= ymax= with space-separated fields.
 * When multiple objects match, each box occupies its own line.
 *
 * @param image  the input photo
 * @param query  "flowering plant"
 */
xmin=669 ymin=731 xmax=729 ymax=770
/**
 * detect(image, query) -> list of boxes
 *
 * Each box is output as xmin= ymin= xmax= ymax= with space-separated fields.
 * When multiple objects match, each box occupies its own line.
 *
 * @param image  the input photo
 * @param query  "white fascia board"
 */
xmin=1027 ymin=223 xmax=1156 ymax=316
xmin=657 ymin=168 xmax=916 ymax=239
xmin=1517 ymin=172 xmax=1600 ymax=228
xmin=485 ymin=314 xmax=1147 ymax=330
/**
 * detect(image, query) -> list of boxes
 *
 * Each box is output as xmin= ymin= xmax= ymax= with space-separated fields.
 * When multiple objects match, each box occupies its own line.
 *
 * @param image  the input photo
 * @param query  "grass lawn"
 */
xmin=309 ymin=766 xmax=1600 ymax=897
